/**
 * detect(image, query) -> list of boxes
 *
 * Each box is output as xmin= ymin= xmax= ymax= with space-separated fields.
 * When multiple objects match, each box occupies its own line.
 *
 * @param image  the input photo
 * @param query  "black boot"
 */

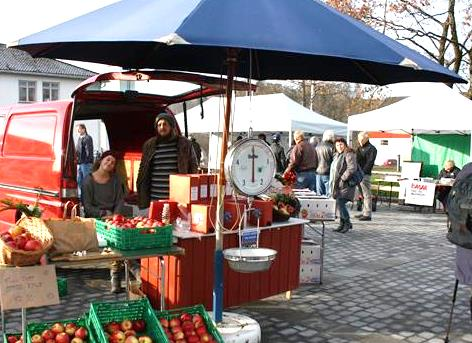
xmin=334 ymin=218 xmax=345 ymax=232
xmin=339 ymin=218 xmax=352 ymax=233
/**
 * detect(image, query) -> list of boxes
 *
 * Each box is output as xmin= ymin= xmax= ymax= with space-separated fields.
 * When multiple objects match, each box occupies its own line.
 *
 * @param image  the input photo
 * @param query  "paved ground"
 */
xmin=2 ymin=203 xmax=472 ymax=342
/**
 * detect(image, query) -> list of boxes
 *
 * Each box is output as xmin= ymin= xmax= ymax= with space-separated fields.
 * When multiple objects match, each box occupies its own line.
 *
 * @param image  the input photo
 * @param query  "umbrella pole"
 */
xmin=213 ymin=48 xmax=238 ymax=323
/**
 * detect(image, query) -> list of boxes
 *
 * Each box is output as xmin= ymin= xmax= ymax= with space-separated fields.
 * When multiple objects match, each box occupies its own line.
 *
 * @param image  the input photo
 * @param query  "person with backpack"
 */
xmin=355 ymin=131 xmax=377 ymax=221
xmin=329 ymin=137 xmax=357 ymax=233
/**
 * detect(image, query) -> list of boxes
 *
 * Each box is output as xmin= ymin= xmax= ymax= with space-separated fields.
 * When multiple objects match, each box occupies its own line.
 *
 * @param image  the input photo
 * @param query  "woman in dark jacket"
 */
xmin=329 ymin=137 xmax=357 ymax=233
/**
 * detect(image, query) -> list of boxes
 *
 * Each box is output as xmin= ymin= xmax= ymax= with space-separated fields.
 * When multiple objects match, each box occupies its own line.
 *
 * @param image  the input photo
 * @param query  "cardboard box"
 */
xmin=299 ymin=264 xmax=321 ymax=284
xmin=249 ymin=199 xmax=273 ymax=227
xmin=169 ymin=174 xmax=200 ymax=204
xmin=191 ymin=204 xmax=216 ymax=233
xmin=300 ymin=240 xmax=321 ymax=265
xmin=149 ymin=200 xmax=178 ymax=223
xmin=224 ymin=200 xmax=245 ymax=230
xmin=297 ymin=197 xmax=336 ymax=221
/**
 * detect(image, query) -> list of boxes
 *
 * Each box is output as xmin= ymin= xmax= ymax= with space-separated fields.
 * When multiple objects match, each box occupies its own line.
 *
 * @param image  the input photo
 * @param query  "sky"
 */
xmin=0 ymin=0 xmax=463 ymax=97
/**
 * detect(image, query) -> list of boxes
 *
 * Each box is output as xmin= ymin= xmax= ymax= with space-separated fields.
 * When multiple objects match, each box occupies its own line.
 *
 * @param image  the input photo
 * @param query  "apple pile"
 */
xmin=6 ymin=334 xmax=23 ymax=343
xmin=30 ymin=322 xmax=88 ymax=343
xmin=1 ymin=225 xmax=43 ymax=251
xmin=103 ymin=215 xmax=166 ymax=233
xmin=103 ymin=319 xmax=151 ymax=343
xmin=159 ymin=313 xmax=217 ymax=343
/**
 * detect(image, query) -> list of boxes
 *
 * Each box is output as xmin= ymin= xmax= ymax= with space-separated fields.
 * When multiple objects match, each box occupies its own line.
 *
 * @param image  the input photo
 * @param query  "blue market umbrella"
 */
xmin=12 ymin=0 xmax=464 ymax=323
xmin=13 ymin=0 xmax=463 ymax=85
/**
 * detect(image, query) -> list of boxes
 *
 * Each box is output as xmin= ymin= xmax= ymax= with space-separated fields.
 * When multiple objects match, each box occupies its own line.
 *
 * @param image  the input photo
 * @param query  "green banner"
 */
xmin=411 ymin=134 xmax=470 ymax=177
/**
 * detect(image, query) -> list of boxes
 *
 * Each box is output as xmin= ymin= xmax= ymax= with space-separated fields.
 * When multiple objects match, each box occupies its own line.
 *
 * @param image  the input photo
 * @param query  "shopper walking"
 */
xmin=137 ymin=112 xmax=198 ymax=208
xmin=315 ymin=130 xmax=335 ymax=196
xmin=284 ymin=130 xmax=317 ymax=191
xmin=329 ymin=137 xmax=357 ymax=233
xmin=270 ymin=133 xmax=286 ymax=173
xmin=76 ymin=124 xmax=94 ymax=195
xmin=355 ymin=131 xmax=377 ymax=221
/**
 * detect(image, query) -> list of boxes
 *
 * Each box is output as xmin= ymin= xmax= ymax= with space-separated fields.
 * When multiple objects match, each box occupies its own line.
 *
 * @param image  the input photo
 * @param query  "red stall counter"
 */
xmin=141 ymin=218 xmax=308 ymax=310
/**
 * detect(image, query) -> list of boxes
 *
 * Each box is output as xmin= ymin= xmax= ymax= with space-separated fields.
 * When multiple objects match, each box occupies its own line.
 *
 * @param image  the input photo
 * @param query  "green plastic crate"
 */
xmin=26 ymin=316 xmax=95 ymax=343
xmin=95 ymin=219 xmax=173 ymax=250
xmin=88 ymin=298 xmax=167 ymax=343
xmin=57 ymin=277 xmax=68 ymax=297
xmin=4 ymin=332 xmax=22 ymax=343
xmin=154 ymin=304 xmax=224 ymax=343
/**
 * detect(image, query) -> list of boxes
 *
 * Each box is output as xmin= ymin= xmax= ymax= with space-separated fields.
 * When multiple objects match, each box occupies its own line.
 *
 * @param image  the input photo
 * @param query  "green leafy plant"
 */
xmin=0 ymin=199 xmax=42 ymax=218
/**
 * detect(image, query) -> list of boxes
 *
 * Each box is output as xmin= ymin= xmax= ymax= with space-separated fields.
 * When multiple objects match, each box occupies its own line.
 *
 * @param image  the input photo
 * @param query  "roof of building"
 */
xmin=0 ymin=45 xmax=96 ymax=79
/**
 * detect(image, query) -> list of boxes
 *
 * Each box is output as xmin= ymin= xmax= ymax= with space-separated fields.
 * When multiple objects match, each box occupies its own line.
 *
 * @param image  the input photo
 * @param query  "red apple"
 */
xmin=24 ymin=239 xmax=42 ymax=251
xmin=74 ymin=327 xmax=87 ymax=340
xmin=159 ymin=318 xmax=169 ymax=328
xmin=184 ymin=329 xmax=196 ymax=337
xmin=41 ymin=329 xmax=55 ymax=341
xmin=6 ymin=241 xmax=17 ymax=249
xmin=124 ymin=330 xmax=136 ymax=337
xmin=64 ymin=323 xmax=77 ymax=336
xmin=106 ymin=322 xmax=121 ymax=334
xmin=195 ymin=326 xmax=207 ymax=336
xmin=70 ymin=338 xmax=83 ymax=343
xmin=169 ymin=318 xmax=181 ymax=328
xmin=173 ymin=332 xmax=184 ymax=341
xmin=179 ymin=313 xmax=192 ymax=322
xmin=7 ymin=336 xmax=19 ymax=343
xmin=181 ymin=321 xmax=194 ymax=331
xmin=171 ymin=326 xmax=183 ymax=334
xmin=200 ymin=333 xmax=212 ymax=342
xmin=55 ymin=333 xmax=70 ymax=343
xmin=120 ymin=320 xmax=133 ymax=332
xmin=187 ymin=335 xmax=200 ymax=343
xmin=132 ymin=319 xmax=146 ymax=332
xmin=45 ymin=339 xmax=55 ymax=343
xmin=124 ymin=336 xmax=139 ymax=343
xmin=51 ymin=323 xmax=65 ymax=335
xmin=109 ymin=331 xmax=125 ymax=343
xmin=137 ymin=336 xmax=153 ymax=343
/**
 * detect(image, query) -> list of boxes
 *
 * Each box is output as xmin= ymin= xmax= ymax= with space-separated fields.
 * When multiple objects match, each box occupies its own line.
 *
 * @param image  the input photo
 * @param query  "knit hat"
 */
xmin=155 ymin=112 xmax=175 ymax=129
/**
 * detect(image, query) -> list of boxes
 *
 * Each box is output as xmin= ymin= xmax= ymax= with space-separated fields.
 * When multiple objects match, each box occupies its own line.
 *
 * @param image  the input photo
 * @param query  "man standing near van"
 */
xmin=137 ymin=112 xmax=198 ymax=209
xmin=76 ymin=124 xmax=94 ymax=194
xmin=356 ymin=131 xmax=377 ymax=221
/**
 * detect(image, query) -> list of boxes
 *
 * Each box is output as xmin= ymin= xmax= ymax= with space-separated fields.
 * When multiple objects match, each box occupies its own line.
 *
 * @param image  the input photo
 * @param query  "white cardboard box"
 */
xmin=300 ymin=240 xmax=321 ymax=264
xmin=299 ymin=264 xmax=321 ymax=284
xmin=297 ymin=197 xmax=336 ymax=221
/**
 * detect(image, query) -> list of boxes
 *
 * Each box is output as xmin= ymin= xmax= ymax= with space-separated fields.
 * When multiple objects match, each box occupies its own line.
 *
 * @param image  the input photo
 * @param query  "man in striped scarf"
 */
xmin=137 ymin=112 xmax=198 ymax=209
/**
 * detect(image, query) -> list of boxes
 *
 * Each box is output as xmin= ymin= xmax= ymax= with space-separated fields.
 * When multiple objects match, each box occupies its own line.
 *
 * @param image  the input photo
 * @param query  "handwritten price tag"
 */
xmin=0 ymin=265 xmax=59 ymax=310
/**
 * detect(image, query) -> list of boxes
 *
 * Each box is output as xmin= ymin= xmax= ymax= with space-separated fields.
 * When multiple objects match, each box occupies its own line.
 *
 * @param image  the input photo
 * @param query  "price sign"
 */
xmin=240 ymin=228 xmax=259 ymax=247
xmin=0 ymin=265 xmax=60 ymax=310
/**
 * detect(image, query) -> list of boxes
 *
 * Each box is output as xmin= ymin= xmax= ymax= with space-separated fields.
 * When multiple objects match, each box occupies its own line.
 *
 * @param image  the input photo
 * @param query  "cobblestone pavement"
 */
xmin=2 ymin=204 xmax=471 ymax=342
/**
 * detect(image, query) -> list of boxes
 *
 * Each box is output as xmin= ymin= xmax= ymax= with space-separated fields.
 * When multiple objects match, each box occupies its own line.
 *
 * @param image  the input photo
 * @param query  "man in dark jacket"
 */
xmin=270 ymin=133 xmax=286 ymax=173
xmin=315 ymin=130 xmax=335 ymax=196
xmin=284 ymin=130 xmax=318 ymax=191
xmin=75 ymin=123 xmax=94 ymax=195
xmin=355 ymin=131 xmax=377 ymax=221
xmin=137 ymin=112 xmax=198 ymax=209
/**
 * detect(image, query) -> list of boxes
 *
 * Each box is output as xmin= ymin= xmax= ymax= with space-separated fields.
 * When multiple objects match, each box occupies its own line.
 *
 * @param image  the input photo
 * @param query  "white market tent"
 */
xmin=175 ymin=93 xmax=347 ymax=137
xmin=348 ymin=83 xmax=472 ymax=134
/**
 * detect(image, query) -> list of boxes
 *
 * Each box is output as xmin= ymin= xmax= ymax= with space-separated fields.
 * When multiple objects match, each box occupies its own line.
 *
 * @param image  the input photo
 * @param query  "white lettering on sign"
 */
xmin=0 ymin=265 xmax=59 ymax=310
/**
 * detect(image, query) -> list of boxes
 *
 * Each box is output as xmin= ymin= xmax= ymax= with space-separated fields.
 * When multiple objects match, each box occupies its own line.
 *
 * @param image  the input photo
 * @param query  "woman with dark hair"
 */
xmin=329 ymin=137 xmax=358 ymax=233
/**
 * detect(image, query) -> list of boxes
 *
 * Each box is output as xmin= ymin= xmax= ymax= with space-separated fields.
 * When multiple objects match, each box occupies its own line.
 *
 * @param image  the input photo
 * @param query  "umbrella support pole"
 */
xmin=213 ymin=49 xmax=238 ymax=323
xmin=444 ymin=279 xmax=459 ymax=343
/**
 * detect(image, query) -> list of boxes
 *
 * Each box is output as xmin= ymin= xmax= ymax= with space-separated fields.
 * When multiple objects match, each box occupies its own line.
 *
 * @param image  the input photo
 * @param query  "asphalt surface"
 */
xmin=2 ymin=203 xmax=471 ymax=342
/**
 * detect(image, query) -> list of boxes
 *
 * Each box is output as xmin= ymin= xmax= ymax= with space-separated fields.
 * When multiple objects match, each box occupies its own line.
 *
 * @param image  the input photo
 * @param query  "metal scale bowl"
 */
xmin=223 ymin=247 xmax=277 ymax=273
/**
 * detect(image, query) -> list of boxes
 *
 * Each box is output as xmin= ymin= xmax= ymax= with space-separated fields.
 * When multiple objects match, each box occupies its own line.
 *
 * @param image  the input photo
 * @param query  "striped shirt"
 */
xmin=150 ymin=141 xmax=178 ymax=200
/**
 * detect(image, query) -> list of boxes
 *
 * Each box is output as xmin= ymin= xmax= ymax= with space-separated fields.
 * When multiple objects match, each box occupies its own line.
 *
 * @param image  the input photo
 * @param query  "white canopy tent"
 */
xmin=348 ymin=83 xmax=472 ymax=134
xmin=175 ymin=93 xmax=347 ymax=136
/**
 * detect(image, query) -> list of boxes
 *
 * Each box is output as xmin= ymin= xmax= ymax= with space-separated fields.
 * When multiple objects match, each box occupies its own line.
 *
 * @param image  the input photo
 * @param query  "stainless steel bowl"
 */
xmin=223 ymin=247 xmax=277 ymax=273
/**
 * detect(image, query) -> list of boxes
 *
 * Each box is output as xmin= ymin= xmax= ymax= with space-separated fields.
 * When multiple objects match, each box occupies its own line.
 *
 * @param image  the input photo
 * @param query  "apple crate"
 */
xmin=95 ymin=219 xmax=173 ymax=250
xmin=26 ymin=316 xmax=96 ymax=343
xmin=154 ymin=304 xmax=224 ymax=343
xmin=4 ymin=332 xmax=22 ymax=343
xmin=88 ymin=298 xmax=166 ymax=343
xmin=57 ymin=277 xmax=68 ymax=297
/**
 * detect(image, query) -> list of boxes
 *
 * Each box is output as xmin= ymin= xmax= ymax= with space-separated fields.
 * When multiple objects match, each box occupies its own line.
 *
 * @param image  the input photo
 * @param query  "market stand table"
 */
xmin=141 ymin=218 xmax=308 ymax=310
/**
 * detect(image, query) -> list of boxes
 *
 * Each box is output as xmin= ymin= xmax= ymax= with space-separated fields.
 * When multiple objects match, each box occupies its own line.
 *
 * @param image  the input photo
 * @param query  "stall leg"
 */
xmin=444 ymin=279 xmax=459 ymax=343
xmin=21 ymin=308 xmax=27 ymax=343
xmin=124 ymin=260 xmax=130 ymax=300
xmin=1 ymin=307 xmax=5 ymax=338
xmin=159 ymin=257 xmax=166 ymax=310
xmin=320 ymin=221 xmax=325 ymax=285
xmin=285 ymin=290 xmax=292 ymax=300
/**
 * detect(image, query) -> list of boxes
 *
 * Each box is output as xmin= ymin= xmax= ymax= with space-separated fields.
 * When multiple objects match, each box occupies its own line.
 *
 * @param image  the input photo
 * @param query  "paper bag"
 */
xmin=45 ymin=217 xmax=99 ymax=257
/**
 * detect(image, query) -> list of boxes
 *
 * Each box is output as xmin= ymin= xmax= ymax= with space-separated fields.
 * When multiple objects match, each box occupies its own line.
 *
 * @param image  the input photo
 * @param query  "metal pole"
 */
xmin=160 ymin=257 xmax=166 ymax=310
xmin=444 ymin=279 xmax=459 ymax=343
xmin=213 ymin=48 xmax=237 ymax=323
xmin=21 ymin=308 xmax=27 ymax=342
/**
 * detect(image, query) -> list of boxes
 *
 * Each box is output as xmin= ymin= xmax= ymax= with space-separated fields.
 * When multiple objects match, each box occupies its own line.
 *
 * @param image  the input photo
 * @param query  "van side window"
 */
xmin=4 ymin=114 xmax=56 ymax=158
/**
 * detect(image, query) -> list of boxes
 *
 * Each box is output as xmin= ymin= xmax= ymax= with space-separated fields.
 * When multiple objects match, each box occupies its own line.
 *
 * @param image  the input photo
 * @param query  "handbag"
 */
xmin=347 ymin=166 xmax=364 ymax=187
xmin=45 ymin=204 xmax=99 ymax=257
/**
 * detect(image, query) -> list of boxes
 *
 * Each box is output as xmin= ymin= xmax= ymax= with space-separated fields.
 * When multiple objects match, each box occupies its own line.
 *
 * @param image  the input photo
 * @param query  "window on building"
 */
xmin=381 ymin=140 xmax=389 ymax=145
xmin=42 ymin=82 xmax=60 ymax=101
xmin=18 ymin=80 xmax=36 ymax=103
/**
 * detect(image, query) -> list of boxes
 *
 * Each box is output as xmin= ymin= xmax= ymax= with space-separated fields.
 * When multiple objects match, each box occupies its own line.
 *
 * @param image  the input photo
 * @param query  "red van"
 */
xmin=0 ymin=71 xmax=249 ymax=230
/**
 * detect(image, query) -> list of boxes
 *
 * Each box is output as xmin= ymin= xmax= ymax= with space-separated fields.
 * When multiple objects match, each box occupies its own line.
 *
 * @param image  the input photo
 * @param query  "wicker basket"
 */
xmin=0 ymin=216 xmax=54 ymax=266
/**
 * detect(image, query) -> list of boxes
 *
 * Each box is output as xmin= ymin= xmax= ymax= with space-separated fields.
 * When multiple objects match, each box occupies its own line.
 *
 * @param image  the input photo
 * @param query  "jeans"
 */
xmin=316 ymin=174 xmax=330 ymax=196
xmin=295 ymin=171 xmax=316 ymax=191
xmin=336 ymin=198 xmax=350 ymax=221
xmin=359 ymin=174 xmax=372 ymax=216
xmin=77 ymin=163 xmax=93 ymax=195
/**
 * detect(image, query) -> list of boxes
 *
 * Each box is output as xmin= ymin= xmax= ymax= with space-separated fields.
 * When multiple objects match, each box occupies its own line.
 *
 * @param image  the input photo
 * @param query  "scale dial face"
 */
xmin=225 ymin=138 xmax=276 ymax=196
